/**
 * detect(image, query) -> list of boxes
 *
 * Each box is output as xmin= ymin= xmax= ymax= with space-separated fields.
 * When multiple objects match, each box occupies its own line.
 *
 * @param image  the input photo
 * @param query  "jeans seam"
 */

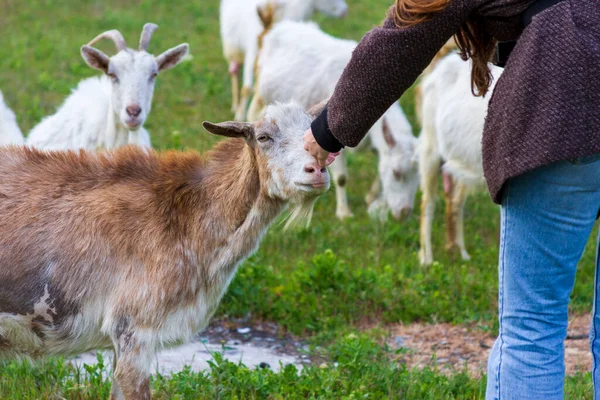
xmin=496 ymin=182 xmax=511 ymax=399
xmin=592 ymin=229 xmax=600 ymax=398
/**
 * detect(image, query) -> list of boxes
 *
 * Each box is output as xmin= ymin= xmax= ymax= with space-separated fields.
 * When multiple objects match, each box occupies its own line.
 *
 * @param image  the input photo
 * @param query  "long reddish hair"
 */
xmin=394 ymin=0 xmax=496 ymax=96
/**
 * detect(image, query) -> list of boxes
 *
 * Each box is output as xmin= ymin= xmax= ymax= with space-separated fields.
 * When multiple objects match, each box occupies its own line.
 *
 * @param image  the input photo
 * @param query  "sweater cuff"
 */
xmin=311 ymin=107 xmax=344 ymax=153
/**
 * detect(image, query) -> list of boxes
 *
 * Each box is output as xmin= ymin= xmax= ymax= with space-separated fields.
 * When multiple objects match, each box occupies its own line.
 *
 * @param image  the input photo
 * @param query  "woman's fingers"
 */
xmin=324 ymin=152 xmax=341 ymax=166
xmin=303 ymin=128 xmax=341 ymax=167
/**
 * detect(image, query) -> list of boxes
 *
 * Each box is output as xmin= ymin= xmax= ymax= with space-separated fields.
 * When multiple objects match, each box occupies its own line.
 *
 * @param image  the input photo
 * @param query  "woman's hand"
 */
xmin=303 ymin=128 xmax=340 ymax=167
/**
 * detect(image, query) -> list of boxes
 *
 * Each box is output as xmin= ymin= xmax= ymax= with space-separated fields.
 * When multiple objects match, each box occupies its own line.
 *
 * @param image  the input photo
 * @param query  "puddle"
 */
xmin=70 ymin=340 xmax=301 ymax=374
xmin=69 ymin=320 xmax=307 ymax=375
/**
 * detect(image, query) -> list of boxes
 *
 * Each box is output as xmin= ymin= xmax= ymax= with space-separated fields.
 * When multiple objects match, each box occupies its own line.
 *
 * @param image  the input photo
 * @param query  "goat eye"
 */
xmin=256 ymin=135 xmax=271 ymax=143
xmin=150 ymin=72 xmax=158 ymax=80
xmin=107 ymin=73 xmax=118 ymax=82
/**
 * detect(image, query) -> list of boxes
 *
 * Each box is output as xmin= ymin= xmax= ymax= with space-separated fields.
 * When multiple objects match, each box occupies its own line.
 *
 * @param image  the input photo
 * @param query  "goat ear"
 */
xmin=81 ymin=45 xmax=110 ymax=73
xmin=202 ymin=121 xmax=254 ymax=139
xmin=382 ymin=118 xmax=396 ymax=148
xmin=307 ymin=99 xmax=328 ymax=120
xmin=156 ymin=43 xmax=189 ymax=72
xmin=257 ymin=1 xmax=276 ymax=29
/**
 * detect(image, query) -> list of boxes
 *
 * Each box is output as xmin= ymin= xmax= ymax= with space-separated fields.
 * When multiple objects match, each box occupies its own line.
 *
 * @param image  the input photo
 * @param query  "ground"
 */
xmin=0 ymin=0 xmax=599 ymax=398
xmin=388 ymin=313 xmax=593 ymax=377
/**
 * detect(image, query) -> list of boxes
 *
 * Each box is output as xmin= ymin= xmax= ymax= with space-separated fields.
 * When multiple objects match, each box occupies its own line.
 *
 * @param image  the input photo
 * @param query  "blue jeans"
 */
xmin=486 ymin=154 xmax=600 ymax=400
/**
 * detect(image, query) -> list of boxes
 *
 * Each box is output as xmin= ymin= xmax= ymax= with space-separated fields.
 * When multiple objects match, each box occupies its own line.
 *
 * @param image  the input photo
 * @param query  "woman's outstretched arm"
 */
xmin=309 ymin=0 xmax=474 ymax=157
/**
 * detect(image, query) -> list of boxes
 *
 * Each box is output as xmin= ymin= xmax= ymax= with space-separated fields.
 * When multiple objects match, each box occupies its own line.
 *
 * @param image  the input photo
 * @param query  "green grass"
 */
xmin=0 ymin=335 xmax=594 ymax=399
xmin=0 ymin=0 xmax=598 ymax=398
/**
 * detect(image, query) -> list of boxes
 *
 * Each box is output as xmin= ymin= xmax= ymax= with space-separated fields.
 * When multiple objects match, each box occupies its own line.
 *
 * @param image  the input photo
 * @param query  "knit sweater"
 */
xmin=311 ymin=0 xmax=600 ymax=204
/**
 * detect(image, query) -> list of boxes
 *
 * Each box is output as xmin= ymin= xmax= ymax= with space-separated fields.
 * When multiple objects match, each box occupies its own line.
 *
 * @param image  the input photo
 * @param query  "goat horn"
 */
xmin=87 ymin=30 xmax=127 ymax=52
xmin=139 ymin=23 xmax=158 ymax=52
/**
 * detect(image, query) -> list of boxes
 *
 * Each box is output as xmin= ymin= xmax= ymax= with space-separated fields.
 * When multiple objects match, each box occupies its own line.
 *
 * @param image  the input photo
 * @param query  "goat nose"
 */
xmin=304 ymin=163 xmax=326 ymax=175
xmin=304 ymin=165 xmax=315 ymax=174
xmin=126 ymin=105 xmax=142 ymax=117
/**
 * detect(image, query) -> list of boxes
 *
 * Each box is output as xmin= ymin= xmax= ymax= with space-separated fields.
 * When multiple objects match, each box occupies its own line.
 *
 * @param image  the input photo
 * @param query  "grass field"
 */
xmin=0 ymin=0 xmax=598 ymax=398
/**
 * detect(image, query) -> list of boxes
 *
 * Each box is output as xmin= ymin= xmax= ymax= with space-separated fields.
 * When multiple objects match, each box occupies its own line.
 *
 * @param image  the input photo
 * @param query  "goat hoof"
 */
xmin=460 ymin=251 xmax=471 ymax=261
xmin=336 ymin=210 xmax=354 ymax=220
xmin=419 ymin=249 xmax=433 ymax=266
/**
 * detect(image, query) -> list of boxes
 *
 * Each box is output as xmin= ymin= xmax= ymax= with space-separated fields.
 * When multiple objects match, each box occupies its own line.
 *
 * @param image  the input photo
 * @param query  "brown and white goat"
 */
xmin=0 ymin=102 xmax=329 ymax=399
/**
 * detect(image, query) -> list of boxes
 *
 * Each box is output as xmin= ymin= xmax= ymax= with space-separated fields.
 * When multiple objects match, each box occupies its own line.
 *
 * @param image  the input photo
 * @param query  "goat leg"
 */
xmin=229 ymin=61 xmax=241 ymax=114
xmin=365 ymin=177 xmax=382 ymax=206
xmin=111 ymin=322 xmax=154 ymax=400
xmin=419 ymin=154 xmax=440 ymax=266
xmin=452 ymin=181 xmax=470 ymax=261
xmin=329 ymin=151 xmax=353 ymax=220
xmin=247 ymin=94 xmax=265 ymax=122
xmin=444 ymin=172 xmax=457 ymax=252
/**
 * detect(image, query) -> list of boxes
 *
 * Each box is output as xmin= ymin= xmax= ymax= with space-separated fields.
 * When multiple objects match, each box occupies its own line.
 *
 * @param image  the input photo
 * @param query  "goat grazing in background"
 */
xmin=220 ymin=0 xmax=348 ymax=121
xmin=0 ymin=101 xmax=329 ymax=399
xmin=0 ymin=90 xmax=24 ymax=146
xmin=248 ymin=19 xmax=418 ymax=220
xmin=27 ymin=23 xmax=189 ymax=150
xmin=365 ymin=104 xmax=419 ymax=221
xmin=417 ymin=52 xmax=503 ymax=266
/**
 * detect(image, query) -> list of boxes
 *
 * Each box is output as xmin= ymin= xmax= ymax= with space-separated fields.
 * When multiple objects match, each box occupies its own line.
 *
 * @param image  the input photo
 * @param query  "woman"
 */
xmin=303 ymin=0 xmax=600 ymax=398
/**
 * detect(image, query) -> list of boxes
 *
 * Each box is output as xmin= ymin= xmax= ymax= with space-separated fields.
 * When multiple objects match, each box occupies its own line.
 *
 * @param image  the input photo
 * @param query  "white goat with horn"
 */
xmin=27 ymin=24 xmax=189 ymax=150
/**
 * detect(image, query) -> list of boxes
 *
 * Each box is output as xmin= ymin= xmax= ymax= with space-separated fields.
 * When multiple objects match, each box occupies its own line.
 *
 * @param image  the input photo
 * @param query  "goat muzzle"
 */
xmin=126 ymin=105 xmax=142 ymax=118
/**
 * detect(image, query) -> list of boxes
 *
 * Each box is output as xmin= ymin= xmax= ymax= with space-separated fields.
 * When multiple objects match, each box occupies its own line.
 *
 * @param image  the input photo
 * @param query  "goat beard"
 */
xmin=282 ymin=197 xmax=318 ymax=231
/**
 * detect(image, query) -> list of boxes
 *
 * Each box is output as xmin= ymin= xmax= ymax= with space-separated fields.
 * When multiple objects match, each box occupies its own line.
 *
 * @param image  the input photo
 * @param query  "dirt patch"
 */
xmin=387 ymin=314 xmax=592 ymax=377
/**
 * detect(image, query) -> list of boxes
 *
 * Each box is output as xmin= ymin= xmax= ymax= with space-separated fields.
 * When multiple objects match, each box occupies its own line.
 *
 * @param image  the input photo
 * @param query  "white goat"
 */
xmin=220 ymin=0 xmax=348 ymax=122
xmin=27 ymin=24 xmax=189 ymax=151
xmin=248 ymin=20 xmax=419 ymax=220
xmin=366 ymin=104 xmax=420 ymax=221
xmin=0 ymin=101 xmax=329 ymax=399
xmin=417 ymin=52 xmax=503 ymax=265
xmin=0 ymin=90 xmax=24 ymax=146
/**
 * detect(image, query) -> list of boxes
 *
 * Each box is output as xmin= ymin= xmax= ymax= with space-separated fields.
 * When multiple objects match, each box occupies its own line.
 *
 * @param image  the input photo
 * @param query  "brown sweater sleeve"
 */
xmin=312 ymin=1 xmax=475 ymax=150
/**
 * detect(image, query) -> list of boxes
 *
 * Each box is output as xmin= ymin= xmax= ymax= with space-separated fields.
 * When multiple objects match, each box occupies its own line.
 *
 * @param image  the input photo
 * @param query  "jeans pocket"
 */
xmin=568 ymin=153 xmax=600 ymax=165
